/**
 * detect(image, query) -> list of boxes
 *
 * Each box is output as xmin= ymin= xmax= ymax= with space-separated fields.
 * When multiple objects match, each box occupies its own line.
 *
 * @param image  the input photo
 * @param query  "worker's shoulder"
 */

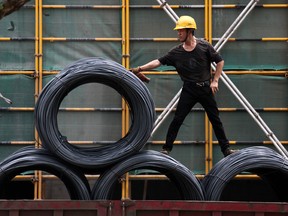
xmin=196 ymin=39 xmax=215 ymax=51
xmin=196 ymin=38 xmax=212 ymax=46
xmin=168 ymin=43 xmax=183 ymax=52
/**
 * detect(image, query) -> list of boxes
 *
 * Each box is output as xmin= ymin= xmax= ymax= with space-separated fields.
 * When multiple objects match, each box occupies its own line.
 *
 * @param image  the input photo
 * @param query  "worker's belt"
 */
xmin=187 ymin=80 xmax=210 ymax=87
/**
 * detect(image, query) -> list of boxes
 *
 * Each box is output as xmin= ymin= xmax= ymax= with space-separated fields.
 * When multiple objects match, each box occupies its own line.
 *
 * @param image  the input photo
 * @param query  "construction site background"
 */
xmin=0 ymin=0 xmax=287 ymax=201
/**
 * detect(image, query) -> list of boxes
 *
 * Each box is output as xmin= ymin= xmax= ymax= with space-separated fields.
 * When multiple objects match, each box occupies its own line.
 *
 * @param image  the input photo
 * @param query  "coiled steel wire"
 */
xmin=35 ymin=57 xmax=156 ymax=170
xmin=92 ymin=150 xmax=205 ymax=200
xmin=0 ymin=146 xmax=91 ymax=200
xmin=203 ymin=146 xmax=288 ymax=201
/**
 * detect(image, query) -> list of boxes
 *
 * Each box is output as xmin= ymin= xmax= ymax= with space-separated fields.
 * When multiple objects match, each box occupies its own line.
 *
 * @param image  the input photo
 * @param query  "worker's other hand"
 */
xmin=129 ymin=67 xmax=150 ymax=83
xmin=210 ymin=80 xmax=219 ymax=94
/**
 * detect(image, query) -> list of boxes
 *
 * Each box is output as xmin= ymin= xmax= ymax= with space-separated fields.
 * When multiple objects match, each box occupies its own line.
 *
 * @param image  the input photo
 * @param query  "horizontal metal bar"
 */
xmin=148 ymin=141 xmax=206 ymax=145
xmin=59 ymin=108 xmax=122 ymax=111
xmin=0 ymin=141 xmax=116 ymax=145
xmin=12 ymin=173 xmax=261 ymax=181
xmin=218 ymin=108 xmax=288 ymax=112
xmin=130 ymin=37 xmax=178 ymax=41
xmin=67 ymin=141 xmax=116 ymax=145
xmin=130 ymin=4 xmax=288 ymax=9
xmin=2 ymin=140 xmax=287 ymax=145
xmin=0 ymin=107 xmax=34 ymax=111
xmin=0 ymin=37 xmax=35 ymax=41
xmin=0 ymin=141 xmax=35 ymax=145
xmin=22 ymin=4 xmax=288 ymax=9
xmin=219 ymin=71 xmax=287 ymax=76
xmin=42 ymin=71 xmax=58 ymax=75
xmin=149 ymin=141 xmax=288 ymax=145
xmin=40 ymin=70 xmax=287 ymax=76
xmin=213 ymin=4 xmax=288 ymax=8
xmin=43 ymin=37 xmax=122 ymax=41
xmin=129 ymin=174 xmax=261 ymax=180
xmin=42 ymin=5 xmax=122 ymax=9
xmin=0 ymin=37 xmax=123 ymax=41
xmin=0 ymin=70 xmax=285 ymax=77
xmin=0 ymin=71 xmax=34 ymax=75
xmin=214 ymin=141 xmax=288 ymax=145
xmin=154 ymin=107 xmax=288 ymax=112
xmin=214 ymin=37 xmax=288 ymax=41
xmin=24 ymin=5 xmax=122 ymax=9
xmin=0 ymin=107 xmax=122 ymax=111
xmin=0 ymin=107 xmax=286 ymax=113
xmin=1 ymin=37 xmax=286 ymax=42
xmin=130 ymin=37 xmax=288 ymax=41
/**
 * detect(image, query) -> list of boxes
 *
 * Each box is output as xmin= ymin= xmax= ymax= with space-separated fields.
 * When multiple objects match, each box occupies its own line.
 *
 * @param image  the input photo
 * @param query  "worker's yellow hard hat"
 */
xmin=174 ymin=16 xmax=197 ymax=30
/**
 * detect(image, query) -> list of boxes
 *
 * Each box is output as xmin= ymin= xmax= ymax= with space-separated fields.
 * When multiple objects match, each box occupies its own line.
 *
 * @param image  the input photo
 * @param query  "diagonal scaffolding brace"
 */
xmin=152 ymin=0 xmax=288 ymax=158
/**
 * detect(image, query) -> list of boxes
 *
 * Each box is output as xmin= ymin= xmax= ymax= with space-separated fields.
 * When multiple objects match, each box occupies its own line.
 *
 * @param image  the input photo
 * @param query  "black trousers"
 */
xmin=163 ymin=81 xmax=230 ymax=153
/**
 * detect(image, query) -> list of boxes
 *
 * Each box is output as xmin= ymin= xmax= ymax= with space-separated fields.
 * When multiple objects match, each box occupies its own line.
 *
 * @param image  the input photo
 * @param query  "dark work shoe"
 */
xmin=224 ymin=148 xmax=238 ymax=157
xmin=160 ymin=149 xmax=170 ymax=155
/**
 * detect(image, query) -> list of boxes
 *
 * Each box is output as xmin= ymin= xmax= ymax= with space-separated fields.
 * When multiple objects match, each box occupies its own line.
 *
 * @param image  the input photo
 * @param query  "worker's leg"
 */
xmin=199 ymin=87 xmax=230 ymax=153
xmin=163 ymin=84 xmax=197 ymax=151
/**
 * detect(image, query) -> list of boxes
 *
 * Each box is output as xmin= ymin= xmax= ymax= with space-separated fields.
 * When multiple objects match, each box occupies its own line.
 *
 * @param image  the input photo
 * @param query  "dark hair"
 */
xmin=186 ymin=29 xmax=195 ymax=35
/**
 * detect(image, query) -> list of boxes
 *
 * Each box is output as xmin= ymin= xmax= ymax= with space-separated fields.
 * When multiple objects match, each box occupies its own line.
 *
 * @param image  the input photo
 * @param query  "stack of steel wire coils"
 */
xmin=0 ymin=57 xmax=204 ymax=200
xmin=0 ymin=58 xmax=287 ymax=201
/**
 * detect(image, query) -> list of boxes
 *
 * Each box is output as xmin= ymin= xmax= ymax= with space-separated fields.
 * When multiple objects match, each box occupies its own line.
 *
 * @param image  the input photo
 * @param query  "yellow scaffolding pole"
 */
xmin=208 ymin=0 xmax=214 ymax=173
xmin=121 ymin=0 xmax=126 ymax=200
xmin=125 ymin=0 xmax=130 ymax=69
xmin=34 ymin=0 xmax=40 ymax=200
xmin=120 ymin=0 xmax=131 ymax=200
xmin=36 ymin=0 xmax=43 ymax=200
xmin=204 ymin=0 xmax=208 ymax=41
xmin=208 ymin=0 xmax=212 ymax=43
xmin=204 ymin=0 xmax=214 ymax=173
xmin=125 ymin=0 xmax=131 ymax=200
xmin=38 ymin=0 xmax=43 ymax=96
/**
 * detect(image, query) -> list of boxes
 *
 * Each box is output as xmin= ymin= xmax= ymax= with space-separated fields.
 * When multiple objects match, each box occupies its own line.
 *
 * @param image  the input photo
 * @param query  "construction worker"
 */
xmin=130 ymin=16 xmax=236 ymax=157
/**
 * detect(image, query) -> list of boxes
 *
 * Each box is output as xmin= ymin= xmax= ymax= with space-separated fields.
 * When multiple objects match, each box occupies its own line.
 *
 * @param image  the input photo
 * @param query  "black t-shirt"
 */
xmin=158 ymin=39 xmax=223 ymax=82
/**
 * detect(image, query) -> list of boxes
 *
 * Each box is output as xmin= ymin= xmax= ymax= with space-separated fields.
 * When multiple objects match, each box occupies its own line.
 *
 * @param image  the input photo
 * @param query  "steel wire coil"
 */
xmin=92 ymin=150 xmax=205 ymax=200
xmin=0 ymin=146 xmax=91 ymax=200
xmin=35 ymin=57 xmax=155 ymax=170
xmin=203 ymin=146 xmax=288 ymax=201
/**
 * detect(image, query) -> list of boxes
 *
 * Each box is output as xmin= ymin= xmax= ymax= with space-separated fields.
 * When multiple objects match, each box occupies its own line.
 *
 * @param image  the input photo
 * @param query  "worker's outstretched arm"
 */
xmin=130 ymin=59 xmax=161 ymax=83
xmin=139 ymin=59 xmax=161 ymax=71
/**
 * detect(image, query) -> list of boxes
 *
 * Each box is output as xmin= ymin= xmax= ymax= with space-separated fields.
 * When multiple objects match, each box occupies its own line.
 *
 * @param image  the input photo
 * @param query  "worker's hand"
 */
xmin=210 ymin=80 xmax=219 ymax=94
xmin=129 ymin=67 xmax=150 ymax=83
xmin=130 ymin=67 xmax=140 ymax=74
